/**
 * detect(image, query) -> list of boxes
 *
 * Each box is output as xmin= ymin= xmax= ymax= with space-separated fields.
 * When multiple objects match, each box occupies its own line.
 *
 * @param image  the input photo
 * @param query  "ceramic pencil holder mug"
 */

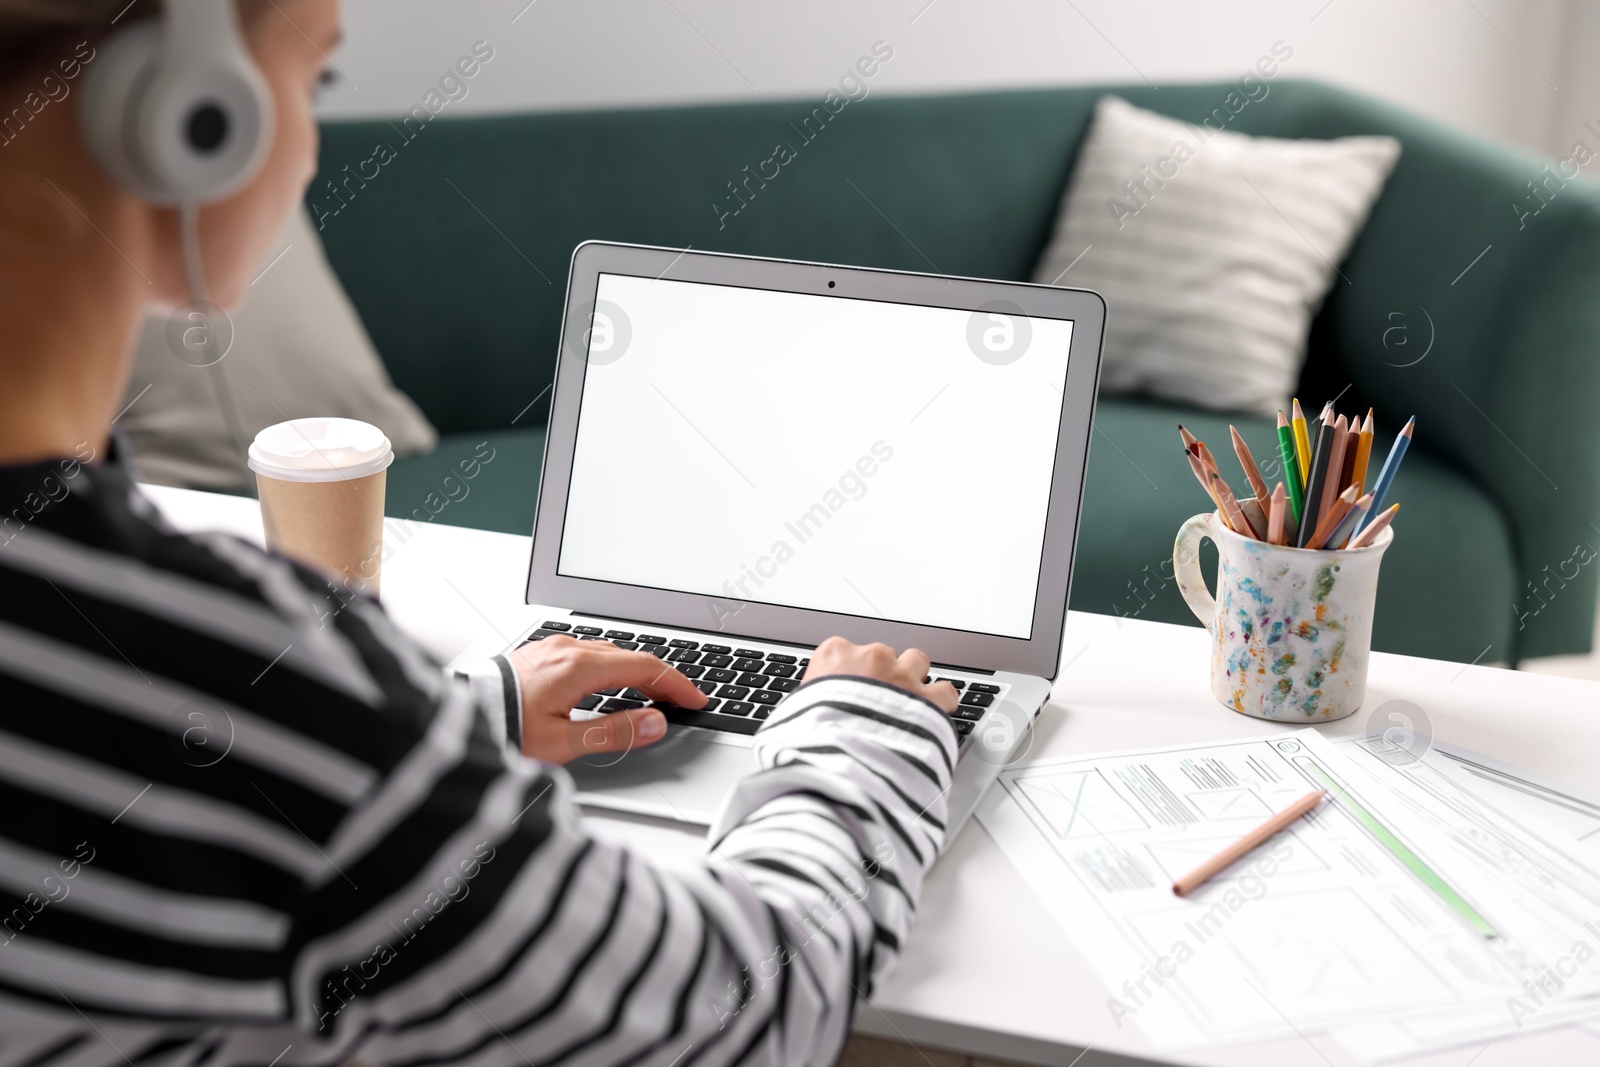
xmin=1173 ymin=511 xmax=1394 ymax=722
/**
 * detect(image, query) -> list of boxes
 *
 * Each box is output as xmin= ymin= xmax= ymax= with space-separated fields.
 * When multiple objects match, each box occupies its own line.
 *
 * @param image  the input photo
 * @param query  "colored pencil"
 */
xmin=1338 ymin=425 xmax=1360 ymax=498
xmin=1297 ymin=412 xmax=1335 ymax=547
xmin=1231 ymin=425 xmax=1273 ymax=513
xmin=1307 ymin=487 xmax=1366 ymax=550
xmin=1355 ymin=417 xmax=1414 ymax=535
xmin=1208 ymin=467 xmax=1260 ymax=539
xmin=1178 ymin=424 xmax=1200 ymax=453
xmin=1267 ymin=482 xmax=1286 ymax=545
xmin=1173 ymin=790 xmax=1326 ymax=896
xmin=1351 ymin=409 xmax=1374 ymax=494
xmin=1349 ymin=503 xmax=1400 ymax=549
xmin=1318 ymin=415 xmax=1350 ymax=526
xmin=1240 ymin=498 xmax=1268 ymax=539
xmin=1275 ymin=411 xmax=1304 ymax=525
xmin=1326 ymin=493 xmax=1369 ymax=550
xmin=1290 ymin=398 xmax=1311 ymax=484
xmin=1186 ymin=451 xmax=1224 ymax=513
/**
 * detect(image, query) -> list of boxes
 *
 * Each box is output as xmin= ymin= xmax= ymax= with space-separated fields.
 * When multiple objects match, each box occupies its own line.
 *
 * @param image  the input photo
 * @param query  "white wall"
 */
xmin=317 ymin=0 xmax=1584 ymax=159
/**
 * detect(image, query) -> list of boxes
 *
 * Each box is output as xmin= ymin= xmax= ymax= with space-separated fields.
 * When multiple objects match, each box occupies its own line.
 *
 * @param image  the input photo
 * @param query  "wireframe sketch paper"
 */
xmin=975 ymin=730 xmax=1600 ymax=1052
xmin=1325 ymin=735 xmax=1600 ymax=1060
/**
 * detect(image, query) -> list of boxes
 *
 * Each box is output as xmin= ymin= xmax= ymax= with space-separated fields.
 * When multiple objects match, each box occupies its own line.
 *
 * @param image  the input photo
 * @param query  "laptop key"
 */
xmin=763 ymin=662 xmax=795 ymax=677
xmin=637 ymin=635 xmax=666 ymax=645
xmin=954 ymin=719 xmax=975 ymax=736
xmin=614 ymin=640 xmax=639 ymax=650
xmin=700 ymin=654 xmax=733 ymax=668
xmin=960 ymin=692 xmax=994 ymax=708
xmin=540 ymin=621 xmax=572 ymax=631
xmin=700 ymin=697 xmax=722 ymax=711
xmin=668 ymin=649 xmax=701 ymax=664
xmin=604 ymin=630 xmax=635 ymax=640
xmin=575 ymin=694 xmax=601 ymax=710
xmin=767 ymin=678 xmax=798 ymax=693
xmin=754 ymin=706 xmax=773 ymax=720
xmin=736 ymin=672 xmax=768 ymax=689
xmin=952 ymin=705 xmax=984 ymax=721
xmin=573 ymin=625 xmax=604 ymax=636
xmin=600 ymin=698 xmax=644 ymax=712
xmin=621 ymin=688 xmax=651 ymax=701
xmin=656 ymin=701 xmax=759 ymax=735
xmin=734 ymin=648 xmax=763 ymax=659
xmin=705 ymin=668 xmax=737 ymax=683
xmin=732 ymin=657 xmax=763 ymax=673
xmin=934 ymin=678 xmax=965 ymax=689
xmin=717 ymin=685 xmax=750 ymax=700
xmin=598 ymin=688 xmax=622 ymax=696
xmin=668 ymin=639 xmax=699 ymax=649
xmin=640 ymin=645 xmax=668 ymax=658
xmin=694 ymin=680 xmax=718 ymax=695
xmin=749 ymin=690 xmax=780 ymax=705
xmin=701 ymin=644 xmax=732 ymax=654
xmin=968 ymin=682 xmax=1001 ymax=694
xmin=677 ymin=664 xmax=705 ymax=679
xmin=578 ymin=635 xmax=605 ymax=641
xmin=721 ymin=701 xmax=755 ymax=716
xmin=765 ymin=653 xmax=798 ymax=664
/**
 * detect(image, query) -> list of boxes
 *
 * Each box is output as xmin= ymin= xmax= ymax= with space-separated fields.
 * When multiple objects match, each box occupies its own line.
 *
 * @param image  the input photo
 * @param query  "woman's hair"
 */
xmin=0 ymin=0 xmax=266 ymax=74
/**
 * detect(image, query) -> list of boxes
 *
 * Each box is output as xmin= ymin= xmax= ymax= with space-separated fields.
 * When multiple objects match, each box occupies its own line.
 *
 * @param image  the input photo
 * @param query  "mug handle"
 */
xmin=1173 ymin=512 xmax=1220 ymax=635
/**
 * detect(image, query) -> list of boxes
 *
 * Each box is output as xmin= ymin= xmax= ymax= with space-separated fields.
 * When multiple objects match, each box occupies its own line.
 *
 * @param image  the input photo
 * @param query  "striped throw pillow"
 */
xmin=1034 ymin=96 xmax=1400 ymax=414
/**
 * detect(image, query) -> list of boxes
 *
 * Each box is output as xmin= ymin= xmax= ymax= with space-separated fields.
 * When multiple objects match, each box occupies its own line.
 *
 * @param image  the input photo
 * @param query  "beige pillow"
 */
xmin=1034 ymin=96 xmax=1400 ymax=414
xmin=119 ymin=206 xmax=436 ymax=489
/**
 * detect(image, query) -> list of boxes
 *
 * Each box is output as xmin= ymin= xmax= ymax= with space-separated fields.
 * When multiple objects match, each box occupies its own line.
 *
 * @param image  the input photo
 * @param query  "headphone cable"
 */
xmin=179 ymin=201 xmax=256 ymax=499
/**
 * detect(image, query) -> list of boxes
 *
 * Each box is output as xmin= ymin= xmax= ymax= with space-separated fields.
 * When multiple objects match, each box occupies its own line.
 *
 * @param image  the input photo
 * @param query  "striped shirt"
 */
xmin=0 ymin=444 xmax=957 ymax=1067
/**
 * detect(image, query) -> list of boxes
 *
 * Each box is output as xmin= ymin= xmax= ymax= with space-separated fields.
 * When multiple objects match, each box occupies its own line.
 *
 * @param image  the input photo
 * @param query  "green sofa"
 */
xmin=310 ymin=80 xmax=1600 ymax=664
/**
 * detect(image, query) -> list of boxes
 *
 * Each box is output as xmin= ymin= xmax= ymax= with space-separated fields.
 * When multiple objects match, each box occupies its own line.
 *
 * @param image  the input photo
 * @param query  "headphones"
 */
xmin=80 ymin=0 xmax=274 ymax=206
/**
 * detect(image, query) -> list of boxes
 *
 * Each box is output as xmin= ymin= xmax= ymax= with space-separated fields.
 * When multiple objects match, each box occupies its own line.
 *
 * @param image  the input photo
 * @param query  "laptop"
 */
xmin=503 ymin=241 xmax=1105 ymax=829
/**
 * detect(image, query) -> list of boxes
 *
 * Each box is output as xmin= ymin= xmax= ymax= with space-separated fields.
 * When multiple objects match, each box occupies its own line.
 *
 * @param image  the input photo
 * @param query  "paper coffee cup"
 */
xmin=248 ymin=418 xmax=393 ymax=595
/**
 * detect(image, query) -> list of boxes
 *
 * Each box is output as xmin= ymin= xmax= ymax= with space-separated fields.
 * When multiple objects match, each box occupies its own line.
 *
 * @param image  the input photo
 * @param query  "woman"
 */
xmin=0 ymin=2 xmax=961 ymax=1066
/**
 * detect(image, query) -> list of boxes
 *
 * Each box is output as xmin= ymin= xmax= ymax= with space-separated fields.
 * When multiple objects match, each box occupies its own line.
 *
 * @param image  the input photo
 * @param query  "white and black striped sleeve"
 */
xmin=283 ymin=662 xmax=958 ymax=1067
xmin=1 ymin=514 xmax=957 ymax=1067
xmin=454 ymin=654 xmax=523 ymax=751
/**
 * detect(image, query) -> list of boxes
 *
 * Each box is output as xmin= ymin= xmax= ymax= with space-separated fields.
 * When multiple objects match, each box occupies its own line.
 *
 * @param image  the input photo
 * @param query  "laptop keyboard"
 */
xmin=518 ymin=618 xmax=1005 ymax=742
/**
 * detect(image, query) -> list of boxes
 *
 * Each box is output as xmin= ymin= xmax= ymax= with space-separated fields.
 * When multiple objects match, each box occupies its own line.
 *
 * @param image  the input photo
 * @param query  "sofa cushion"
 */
xmin=1071 ymin=398 xmax=1516 ymax=662
xmin=1032 ymin=96 xmax=1399 ymax=415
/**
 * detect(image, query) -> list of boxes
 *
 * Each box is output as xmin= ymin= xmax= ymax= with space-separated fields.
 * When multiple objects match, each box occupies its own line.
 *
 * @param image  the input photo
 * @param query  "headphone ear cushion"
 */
xmin=80 ymin=17 xmax=275 ymax=205
xmin=80 ymin=21 xmax=170 ymax=201
xmin=137 ymin=47 xmax=274 ymax=203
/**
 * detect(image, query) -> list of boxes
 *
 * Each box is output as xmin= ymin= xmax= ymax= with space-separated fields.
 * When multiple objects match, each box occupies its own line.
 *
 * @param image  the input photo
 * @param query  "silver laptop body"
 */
xmin=505 ymin=241 xmax=1105 ymax=830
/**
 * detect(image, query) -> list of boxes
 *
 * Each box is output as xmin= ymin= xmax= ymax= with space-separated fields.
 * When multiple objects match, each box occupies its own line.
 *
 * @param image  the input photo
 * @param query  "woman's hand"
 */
xmin=508 ymin=637 xmax=707 ymax=763
xmin=803 ymin=637 xmax=960 ymax=713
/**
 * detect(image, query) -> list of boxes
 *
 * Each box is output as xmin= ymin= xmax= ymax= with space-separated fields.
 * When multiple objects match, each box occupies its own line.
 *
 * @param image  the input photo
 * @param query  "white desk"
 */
xmin=145 ymin=485 xmax=1600 ymax=1067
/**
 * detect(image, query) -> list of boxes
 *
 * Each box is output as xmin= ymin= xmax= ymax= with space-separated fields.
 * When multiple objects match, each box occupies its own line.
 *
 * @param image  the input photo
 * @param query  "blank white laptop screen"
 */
xmin=556 ymin=272 xmax=1074 ymax=639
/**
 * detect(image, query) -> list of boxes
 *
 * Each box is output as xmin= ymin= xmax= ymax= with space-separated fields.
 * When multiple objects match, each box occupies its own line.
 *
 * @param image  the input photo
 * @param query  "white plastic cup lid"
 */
xmin=247 ymin=418 xmax=394 ymax=483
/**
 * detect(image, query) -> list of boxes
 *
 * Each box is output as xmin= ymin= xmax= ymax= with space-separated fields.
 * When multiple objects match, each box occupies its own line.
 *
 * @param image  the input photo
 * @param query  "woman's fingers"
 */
xmin=924 ymin=679 xmax=960 ymax=713
xmin=897 ymin=646 xmax=931 ymax=681
xmin=512 ymin=638 xmax=705 ymax=709
xmin=548 ymin=647 xmax=707 ymax=709
xmin=566 ymin=705 xmax=668 ymax=757
xmin=582 ymin=653 xmax=708 ymax=708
